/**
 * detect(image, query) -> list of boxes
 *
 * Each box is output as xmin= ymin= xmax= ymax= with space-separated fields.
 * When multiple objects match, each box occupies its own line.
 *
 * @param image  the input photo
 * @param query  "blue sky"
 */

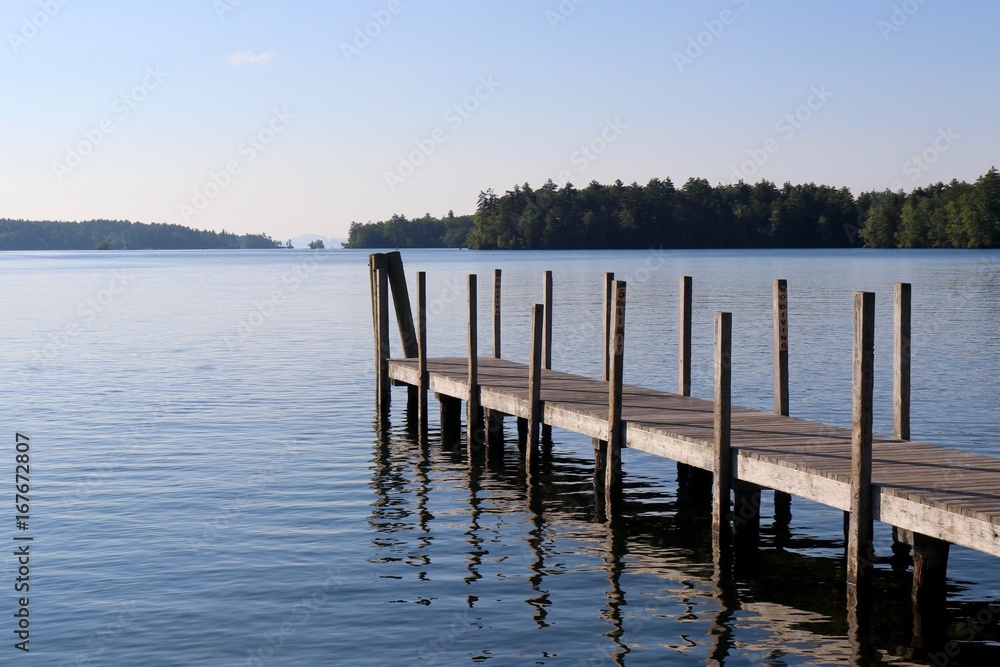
xmin=2 ymin=0 xmax=998 ymax=240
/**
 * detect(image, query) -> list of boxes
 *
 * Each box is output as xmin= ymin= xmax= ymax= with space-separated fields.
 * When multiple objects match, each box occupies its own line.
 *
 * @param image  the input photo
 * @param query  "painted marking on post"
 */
xmin=777 ymin=283 xmax=788 ymax=352
xmin=614 ymin=286 xmax=626 ymax=355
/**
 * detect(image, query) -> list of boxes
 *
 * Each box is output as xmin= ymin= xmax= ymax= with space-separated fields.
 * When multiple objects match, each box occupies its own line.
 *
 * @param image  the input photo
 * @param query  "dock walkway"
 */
xmin=389 ymin=355 xmax=1000 ymax=559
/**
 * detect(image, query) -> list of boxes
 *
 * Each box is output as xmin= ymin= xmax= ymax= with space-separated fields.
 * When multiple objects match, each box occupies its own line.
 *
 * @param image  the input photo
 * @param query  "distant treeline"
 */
xmin=344 ymin=168 xmax=1000 ymax=250
xmin=342 ymin=211 xmax=474 ymax=248
xmin=0 ymin=218 xmax=286 ymax=251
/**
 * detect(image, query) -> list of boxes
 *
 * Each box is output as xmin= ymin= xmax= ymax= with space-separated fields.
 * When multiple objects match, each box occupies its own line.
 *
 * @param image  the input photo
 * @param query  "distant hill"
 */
xmin=289 ymin=234 xmax=346 ymax=250
xmin=0 ymin=218 xmax=284 ymax=251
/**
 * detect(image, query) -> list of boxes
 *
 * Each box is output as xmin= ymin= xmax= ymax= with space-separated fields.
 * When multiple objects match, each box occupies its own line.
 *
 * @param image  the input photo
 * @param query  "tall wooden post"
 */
xmin=605 ymin=281 xmax=627 ymax=511
xmin=679 ymin=276 xmax=693 ymax=396
xmin=713 ymin=312 xmax=733 ymax=540
xmin=384 ymin=251 xmax=418 ymax=411
xmin=602 ymin=272 xmax=615 ymax=380
xmin=848 ymin=292 xmax=875 ymax=593
xmin=370 ymin=254 xmax=391 ymax=417
xmin=527 ymin=304 xmax=544 ymax=468
xmin=486 ymin=268 xmax=504 ymax=454
xmin=542 ymin=271 xmax=553 ymax=443
xmin=894 ymin=283 xmax=911 ymax=441
xmin=493 ymin=269 xmax=502 ymax=358
xmin=467 ymin=274 xmax=480 ymax=446
xmin=417 ymin=271 xmax=428 ymax=436
xmin=891 ymin=283 xmax=913 ymax=562
xmin=772 ymin=279 xmax=792 ymax=522
xmin=384 ymin=251 xmax=418 ymax=358
xmin=594 ymin=273 xmax=614 ymax=494
xmin=677 ymin=276 xmax=708 ymax=494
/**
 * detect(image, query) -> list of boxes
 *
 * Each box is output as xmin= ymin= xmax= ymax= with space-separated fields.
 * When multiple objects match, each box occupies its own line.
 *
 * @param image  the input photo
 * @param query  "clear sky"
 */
xmin=3 ymin=0 xmax=998 ymax=240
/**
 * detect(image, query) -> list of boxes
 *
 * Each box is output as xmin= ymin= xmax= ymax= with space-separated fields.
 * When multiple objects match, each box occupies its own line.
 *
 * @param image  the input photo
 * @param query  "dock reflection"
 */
xmin=368 ymin=416 xmax=1000 ymax=666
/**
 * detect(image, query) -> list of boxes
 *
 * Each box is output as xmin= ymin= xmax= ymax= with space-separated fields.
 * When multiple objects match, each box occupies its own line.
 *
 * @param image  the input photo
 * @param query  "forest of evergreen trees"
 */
xmin=0 ymin=218 xmax=285 ymax=251
xmin=342 ymin=211 xmax=474 ymax=248
xmin=344 ymin=168 xmax=1000 ymax=250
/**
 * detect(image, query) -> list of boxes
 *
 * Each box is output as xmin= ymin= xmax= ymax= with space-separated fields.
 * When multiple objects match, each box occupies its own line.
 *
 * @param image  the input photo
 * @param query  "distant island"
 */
xmin=0 ymin=218 xmax=288 ymax=251
xmin=343 ymin=168 xmax=1000 ymax=250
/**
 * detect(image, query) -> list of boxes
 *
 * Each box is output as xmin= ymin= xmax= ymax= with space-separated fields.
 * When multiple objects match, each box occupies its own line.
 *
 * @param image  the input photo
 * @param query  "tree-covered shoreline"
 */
xmin=344 ymin=168 xmax=1000 ymax=250
xmin=0 ymin=218 xmax=286 ymax=251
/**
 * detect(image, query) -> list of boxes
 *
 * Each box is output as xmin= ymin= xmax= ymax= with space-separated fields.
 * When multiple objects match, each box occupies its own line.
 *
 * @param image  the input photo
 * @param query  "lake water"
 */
xmin=1 ymin=248 xmax=998 ymax=666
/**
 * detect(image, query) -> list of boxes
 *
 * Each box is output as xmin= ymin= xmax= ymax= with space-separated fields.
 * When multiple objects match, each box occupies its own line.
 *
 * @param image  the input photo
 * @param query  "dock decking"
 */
xmin=389 ymin=355 xmax=1000 ymax=558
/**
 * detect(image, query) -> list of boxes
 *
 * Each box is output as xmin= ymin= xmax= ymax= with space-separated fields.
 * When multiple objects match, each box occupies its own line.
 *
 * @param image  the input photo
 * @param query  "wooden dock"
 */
xmin=368 ymin=251 xmax=1000 ymax=641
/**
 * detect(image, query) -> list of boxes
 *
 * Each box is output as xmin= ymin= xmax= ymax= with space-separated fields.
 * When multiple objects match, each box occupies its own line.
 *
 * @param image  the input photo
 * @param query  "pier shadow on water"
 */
xmin=367 ymin=410 xmax=1000 ymax=666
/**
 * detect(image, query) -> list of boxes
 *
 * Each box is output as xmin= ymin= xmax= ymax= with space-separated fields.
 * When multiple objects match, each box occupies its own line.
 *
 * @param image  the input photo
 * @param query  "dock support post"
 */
xmin=593 ymin=273 xmax=614 ymax=494
xmin=493 ymin=269 xmax=502 ymax=358
xmin=385 ymin=251 xmax=419 ymax=411
xmin=848 ymin=292 xmax=875 ymax=597
xmin=894 ymin=282 xmax=911 ymax=441
xmin=772 ymin=279 xmax=792 ymax=524
xmin=892 ymin=283 xmax=913 ymax=564
xmin=605 ymin=281 xmax=627 ymax=512
xmin=679 ymin=276 xmax=693 ymax=397
xmin=484 ymin=268 xmax=504 ymax=458
xmin=467 ymin=274 xmax=482 ymax=450
xmin=677 ymin=276 xmax=710 ymax=495
xmin=527 ymin=303 xmax=544 ymax=470
xmin=542 ymin=271 xmax=553 ymax=444
xmin=417 ymin=272 xmax=428 ymax=438
xmin=370 ymin=254 xmax=391 ymax=418
xmin=713 ymin=312 xmax=733 ymax=544
xmin=911 ymin=532 xmax=950 ymax=648
xmin=440 ymin=395 xmax=462 ymax=449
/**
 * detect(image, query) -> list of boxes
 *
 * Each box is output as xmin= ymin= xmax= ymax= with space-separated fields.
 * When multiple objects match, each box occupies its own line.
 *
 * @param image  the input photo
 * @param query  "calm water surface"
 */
xmin=1 ymin=248 xmax=998 ymax=666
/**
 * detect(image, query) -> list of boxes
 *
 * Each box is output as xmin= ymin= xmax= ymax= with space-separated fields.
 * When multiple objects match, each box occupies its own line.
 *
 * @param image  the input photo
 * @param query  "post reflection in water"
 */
xmin=601 ymin=513 xmax=630 ymax=665
xmin=524 ymin=447 xmax=552 ymax=627
xmin=465 ymin=436 xmax=484 ymax=605
xmin=366 ymin=412 xmax=1000 ymax=666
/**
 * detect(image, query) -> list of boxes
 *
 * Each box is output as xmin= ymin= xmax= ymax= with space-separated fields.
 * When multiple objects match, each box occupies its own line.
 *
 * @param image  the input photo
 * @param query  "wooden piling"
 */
xmin=772 ymin=279 xmax=792 ymax=523
xmin=527 ymin=303 xmax=544 ymax=467
xmin=891 ymin=283 xmax=913 ymax=561
xmin=417 ymin=271 xmax=428 ymax=435
xmin=467 ymin=274 xmax=480 ymax=445
xmin=911 ymin=532 xmax=950 ymax=647
xmin=605 ymin=281 xmax=627 ymax=507
xmin=370 ymin=254 xmax=391 ymax=417
xmin=594 ymin=273 xmax=614 ymax=493
xmin=439 ymin=395 xmax=462 ymax=448
xmin=848 ymin=292 xmax=875 ymax=591
xmin=679 ymin=276 xmax=693 ymax=396
xmin=894 ymin=282 xmax=911 ymax=441
xmin=602 ymin=272 xmax=615 ymax=380
xmin=677 ymin=276 xmax=709 ymax=494
xmin=493 ymin=269 xmax=502 ymax=358
xmin=542 ymin=271 xmax=553 ymax=443
xmin=713 ymin=312 xmax=733 ymax=538
xmin=384 ymin=251 xmax=418 ymax=358
xmin=486 ymin=268 xmax=503 ymax=453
